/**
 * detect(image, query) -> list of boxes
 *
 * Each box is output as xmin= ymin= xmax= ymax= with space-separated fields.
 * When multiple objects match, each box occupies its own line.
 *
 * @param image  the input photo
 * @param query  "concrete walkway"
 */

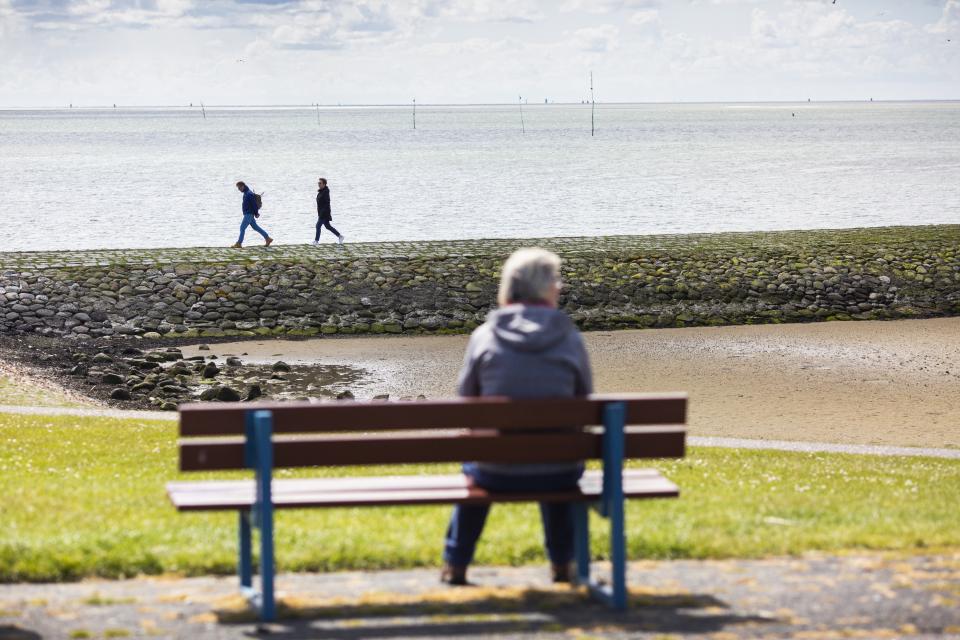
xmin=4 ymin=404 xmax=960 ymax=459
xmin=1 ymin=553 xmax=958 ymax=639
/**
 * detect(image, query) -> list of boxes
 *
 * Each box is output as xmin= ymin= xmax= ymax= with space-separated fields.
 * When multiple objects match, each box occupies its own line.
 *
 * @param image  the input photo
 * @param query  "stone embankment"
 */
xmin=2 ymin=226 xmax=959 ymax=339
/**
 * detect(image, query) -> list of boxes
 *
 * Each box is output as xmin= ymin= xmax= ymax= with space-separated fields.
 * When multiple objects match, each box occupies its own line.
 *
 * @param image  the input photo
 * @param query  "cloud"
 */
xmin=927 ymin=0 xmax=960 ymax=35
xmin=629 ymin=8 xmax=659 ymax=28
xmin=572 ymin=24 xmax=618 ymax=52
xmin=412 ymin=0 xmax=542 ymax=23
xmin=561 ymin=0 xmax=658 ymax=13
xmin=10 ymin=0 xmax=195 ymax=30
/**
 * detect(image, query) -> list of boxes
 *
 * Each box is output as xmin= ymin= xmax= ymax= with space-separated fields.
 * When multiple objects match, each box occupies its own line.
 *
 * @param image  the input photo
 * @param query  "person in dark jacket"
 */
xmin=232 ymin=181 xmax=273 ymax=248
xmin=313 ymin=178 xmax=345 ymax=245
xmin=441 ymin=248 xmax=593 ymax=586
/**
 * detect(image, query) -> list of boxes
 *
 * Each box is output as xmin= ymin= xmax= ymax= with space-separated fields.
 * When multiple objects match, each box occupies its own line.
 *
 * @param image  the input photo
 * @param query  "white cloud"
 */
xmin=572 ymin=24 xmax=618 ymax=52
xmin=629 ymin=8 xmax=659 ymax=27
xmin=0 ymin=0 xmax=957 ymax=106
xmin=927 ymin=0 xmax=960 ymax=35
xmin=561 ymin=0 xmax=658 ymax=13
xmin=412 ymin=0 xmax=542 ymax=23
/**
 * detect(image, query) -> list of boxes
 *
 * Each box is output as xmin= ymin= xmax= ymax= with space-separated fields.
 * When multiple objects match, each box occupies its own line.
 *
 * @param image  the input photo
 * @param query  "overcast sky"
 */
xmin=1 ymin=0 xmax=958 ymax=107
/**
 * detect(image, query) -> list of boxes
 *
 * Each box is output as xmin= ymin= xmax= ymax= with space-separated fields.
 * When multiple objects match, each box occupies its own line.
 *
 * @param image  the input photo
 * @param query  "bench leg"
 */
xmin=600 ymin=401 xmax=628 ymax=611
xmin=239 ymin=510 xmax=252 ymax=590
xmin=609 ymin=488 xmax=627 ymax=611
xmin=253 ymin=410 xmax=276 ymax=622
xmin=573 ymin=502 xmax=590 ymax=585
xmin=259 ymin=504 xmax=275 ymax=622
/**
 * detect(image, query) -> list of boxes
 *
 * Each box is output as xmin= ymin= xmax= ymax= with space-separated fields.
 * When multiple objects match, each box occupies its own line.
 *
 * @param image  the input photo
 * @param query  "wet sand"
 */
xmin=180 ymin=317 xmax=960 ymax=449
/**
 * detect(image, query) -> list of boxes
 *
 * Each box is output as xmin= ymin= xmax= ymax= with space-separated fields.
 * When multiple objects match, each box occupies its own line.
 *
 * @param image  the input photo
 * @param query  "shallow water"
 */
xmin=3 ymin=101 xmax=959 ymax=252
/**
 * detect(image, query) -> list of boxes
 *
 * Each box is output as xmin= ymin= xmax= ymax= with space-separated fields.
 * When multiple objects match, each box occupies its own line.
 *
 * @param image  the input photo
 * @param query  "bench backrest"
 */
xmin=177 ymin=393 xmax=687 ymax=472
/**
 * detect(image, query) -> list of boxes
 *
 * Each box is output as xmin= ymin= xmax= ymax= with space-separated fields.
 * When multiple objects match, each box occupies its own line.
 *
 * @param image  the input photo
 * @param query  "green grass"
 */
xmin=0 ymin=412 xmax=958 ymax=582
xmin=0 ymin=375 xmax=86 ymax=408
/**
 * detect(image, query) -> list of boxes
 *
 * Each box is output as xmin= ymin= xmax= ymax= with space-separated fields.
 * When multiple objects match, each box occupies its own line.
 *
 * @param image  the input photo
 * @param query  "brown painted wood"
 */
xmin=178 ymin=393 xmax=687 ymax=436
xmin=178 ymin=427 xmax=686 ymax=471
xmin=167 ymin=469 xmax=679 ymax=511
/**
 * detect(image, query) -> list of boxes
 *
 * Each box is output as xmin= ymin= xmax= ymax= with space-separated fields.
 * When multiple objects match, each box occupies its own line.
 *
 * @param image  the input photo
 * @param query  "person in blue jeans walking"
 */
xmin=232 ymin=181 xmax=273 ymax=248
xmin=442 ymin=248 xmax=593 ymax=586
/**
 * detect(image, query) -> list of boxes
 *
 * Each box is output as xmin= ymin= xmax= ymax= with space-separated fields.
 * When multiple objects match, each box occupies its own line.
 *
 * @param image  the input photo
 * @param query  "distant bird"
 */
xmin=236 ymin=58 xmax=245 ymax=63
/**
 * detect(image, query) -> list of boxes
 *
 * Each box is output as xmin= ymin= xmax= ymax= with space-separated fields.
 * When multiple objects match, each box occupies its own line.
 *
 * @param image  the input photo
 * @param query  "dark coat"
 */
xmin=316 ymin=187 xmax=332 ymax=220
xmin=241 ymin=187 xmax=258 ymax=217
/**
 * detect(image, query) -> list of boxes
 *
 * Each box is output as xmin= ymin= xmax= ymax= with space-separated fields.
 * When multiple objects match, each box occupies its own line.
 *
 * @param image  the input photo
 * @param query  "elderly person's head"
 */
xmin=497 ymin=248 xmax=562 ymax=308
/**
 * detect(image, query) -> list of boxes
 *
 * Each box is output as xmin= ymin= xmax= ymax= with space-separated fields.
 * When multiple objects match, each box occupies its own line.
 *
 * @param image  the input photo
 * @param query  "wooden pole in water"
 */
xmin=316 ymin=103 xmax=320 ymax=126
xmin=519 ymin=95 xmax=525 ymax=134
xmin=590 ymin=71 xmax=595 ymax=137
xmin=200 ymin=102 xmax=206 ymax=120
xmin=413 ymin=98 xmax=416 ymax=130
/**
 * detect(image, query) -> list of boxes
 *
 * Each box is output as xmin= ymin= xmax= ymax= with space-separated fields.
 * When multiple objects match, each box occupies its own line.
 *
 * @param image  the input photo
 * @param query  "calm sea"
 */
xmin=2 ymin=102 xmax=958 ymax=252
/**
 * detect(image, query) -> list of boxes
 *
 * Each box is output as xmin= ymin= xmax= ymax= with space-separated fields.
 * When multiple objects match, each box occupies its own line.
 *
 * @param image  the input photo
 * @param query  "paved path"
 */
xmin=4 ymin=404 xmax=960 ymax=459
xmin=3 ymin=225 xmax=953 ymax=269
xmin=1 ymin=553 xmax=958 ymax=639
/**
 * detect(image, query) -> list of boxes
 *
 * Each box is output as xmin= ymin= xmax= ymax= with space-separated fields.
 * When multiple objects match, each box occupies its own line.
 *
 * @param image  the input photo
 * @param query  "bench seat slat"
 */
xmin=167 ymin=469 xmax=678 ymax=511
xmin=179 ymin=428 xmax=686 ymax=471
xmin=178 ymin=393 xmax=688 ymax=436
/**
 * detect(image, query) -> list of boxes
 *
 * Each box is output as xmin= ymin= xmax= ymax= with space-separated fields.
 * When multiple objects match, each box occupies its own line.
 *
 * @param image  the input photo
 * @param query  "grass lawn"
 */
xmin=0 ymin=375 xmax=86 ymax=408
xmin=1 ymin=412 xmax=958 ymax=582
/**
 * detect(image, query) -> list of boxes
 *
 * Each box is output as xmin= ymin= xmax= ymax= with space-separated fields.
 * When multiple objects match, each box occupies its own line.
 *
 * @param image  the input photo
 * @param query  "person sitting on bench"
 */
xmin=442 ymin=247 xmax=593 ymax=586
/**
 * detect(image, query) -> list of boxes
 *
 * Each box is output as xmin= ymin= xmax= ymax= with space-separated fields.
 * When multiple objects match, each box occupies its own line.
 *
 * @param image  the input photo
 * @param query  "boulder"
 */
xmin=110 ymin=388 xmax=132 ymax=400
xmin=216 ymin=386 xmax=242 ymax=402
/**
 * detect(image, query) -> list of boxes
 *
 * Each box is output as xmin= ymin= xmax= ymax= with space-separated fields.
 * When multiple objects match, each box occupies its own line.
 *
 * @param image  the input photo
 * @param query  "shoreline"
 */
xmin=173 ymin=316 xmax=960 ymax=450
xmin=2 ymin=316 xmax=958 ymax=449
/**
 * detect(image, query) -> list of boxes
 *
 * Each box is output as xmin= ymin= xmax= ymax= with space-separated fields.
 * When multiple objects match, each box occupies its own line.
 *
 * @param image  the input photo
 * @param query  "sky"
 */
xmin=0 ymin=0 xmax=958 ymax=107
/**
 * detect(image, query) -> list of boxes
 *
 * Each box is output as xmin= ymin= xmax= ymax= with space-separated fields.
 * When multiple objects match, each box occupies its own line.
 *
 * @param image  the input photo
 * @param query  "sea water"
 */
xmin=2 ymin=101 xmax=958 ymax=252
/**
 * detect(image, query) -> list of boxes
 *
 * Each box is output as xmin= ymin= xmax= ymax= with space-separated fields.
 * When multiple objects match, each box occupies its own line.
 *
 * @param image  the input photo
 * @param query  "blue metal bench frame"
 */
xmin=239 ymin=401 xmax=633 ymax=622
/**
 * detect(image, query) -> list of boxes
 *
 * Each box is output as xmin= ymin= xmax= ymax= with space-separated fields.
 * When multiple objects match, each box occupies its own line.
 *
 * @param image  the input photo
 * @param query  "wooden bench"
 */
xmin=167 ymin=393 xmax=687 ymax=621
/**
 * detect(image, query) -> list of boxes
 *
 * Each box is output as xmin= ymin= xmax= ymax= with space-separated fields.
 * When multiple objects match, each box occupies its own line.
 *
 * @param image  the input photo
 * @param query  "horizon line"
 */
xmin=2 ymin=98 xmax=960 ymax=110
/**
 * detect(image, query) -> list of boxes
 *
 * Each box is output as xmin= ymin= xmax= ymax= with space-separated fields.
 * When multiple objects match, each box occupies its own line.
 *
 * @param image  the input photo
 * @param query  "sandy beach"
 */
xmin=178 ymin=317 xmax=960 ymax=450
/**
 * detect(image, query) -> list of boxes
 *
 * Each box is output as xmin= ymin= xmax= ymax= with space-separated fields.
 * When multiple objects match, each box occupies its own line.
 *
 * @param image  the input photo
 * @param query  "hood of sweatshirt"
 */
xmin=488 ymin=304 xmax=574 ymax=353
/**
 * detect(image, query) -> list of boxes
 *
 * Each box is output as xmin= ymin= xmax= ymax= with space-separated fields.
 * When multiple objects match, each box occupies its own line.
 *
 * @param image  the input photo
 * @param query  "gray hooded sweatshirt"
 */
xmin=457 ymin=304 xmax=594 ymax=476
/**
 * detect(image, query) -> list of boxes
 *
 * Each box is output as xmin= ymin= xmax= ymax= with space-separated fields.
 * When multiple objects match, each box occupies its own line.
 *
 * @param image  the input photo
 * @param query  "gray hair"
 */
xmin=497 ymin=248 xmax=562 ymax=307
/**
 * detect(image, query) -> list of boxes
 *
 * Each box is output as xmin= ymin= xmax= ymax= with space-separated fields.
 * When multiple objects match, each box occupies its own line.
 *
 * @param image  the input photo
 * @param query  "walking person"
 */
xmin=232 ymin=181 xmax=273 ymax=248
xmin=314 ymin=177 xmax=345 ymax=245
xmin=441 ymin=248 xmax=593 ymax=586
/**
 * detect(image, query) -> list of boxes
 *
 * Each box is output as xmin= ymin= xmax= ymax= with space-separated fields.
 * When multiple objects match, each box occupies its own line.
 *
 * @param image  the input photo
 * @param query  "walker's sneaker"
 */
xmin=265 ymin=237 xmax=274 ymax=247
xmin=338 ymin=234 xmax=345 ymax=245
xmin=440 ymin=564 xmax=467 ymax=586
xmin=231 ymin=242 xmax=242 ymax=248
xmin=551 ymin=562 xmax=574 ymax=584
xmin=311 ymin=240 xmax=319 ymax=246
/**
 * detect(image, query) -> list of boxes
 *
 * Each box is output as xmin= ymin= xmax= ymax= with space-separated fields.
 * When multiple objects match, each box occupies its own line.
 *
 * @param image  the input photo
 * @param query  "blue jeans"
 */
xmin=238 ymin=214 xmax=269 ymax=244
xmin=315 ymin=218 xmax=341 ymax=242
xmin=443 ymin=463 xmax=584 ymax=567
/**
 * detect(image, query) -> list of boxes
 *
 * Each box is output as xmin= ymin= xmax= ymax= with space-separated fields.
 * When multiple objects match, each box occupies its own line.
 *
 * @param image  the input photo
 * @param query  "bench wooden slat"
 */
xmin=167 ymin=469 xmax=679 ymax=511
xmin=178 ymin=393 xmax=688 ymax=436
xmin=179 ymin=427 xmax=686 ymax=471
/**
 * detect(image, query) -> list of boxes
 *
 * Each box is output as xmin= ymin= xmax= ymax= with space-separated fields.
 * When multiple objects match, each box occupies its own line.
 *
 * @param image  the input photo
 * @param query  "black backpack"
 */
xmin=254 ymin=192 xmax=263 ymax=217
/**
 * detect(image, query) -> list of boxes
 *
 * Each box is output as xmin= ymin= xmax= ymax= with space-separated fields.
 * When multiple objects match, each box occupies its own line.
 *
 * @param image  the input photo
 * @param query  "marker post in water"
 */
xmin=590 ymin=71 xmax=595 ymax=137
xmin=519 ymin=95 xmax=525 ymax=134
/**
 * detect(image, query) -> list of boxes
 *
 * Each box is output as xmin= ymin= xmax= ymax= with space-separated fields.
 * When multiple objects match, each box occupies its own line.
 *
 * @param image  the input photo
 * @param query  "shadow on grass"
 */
xmin=214 ymin=586 xmax=774 ymax=638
